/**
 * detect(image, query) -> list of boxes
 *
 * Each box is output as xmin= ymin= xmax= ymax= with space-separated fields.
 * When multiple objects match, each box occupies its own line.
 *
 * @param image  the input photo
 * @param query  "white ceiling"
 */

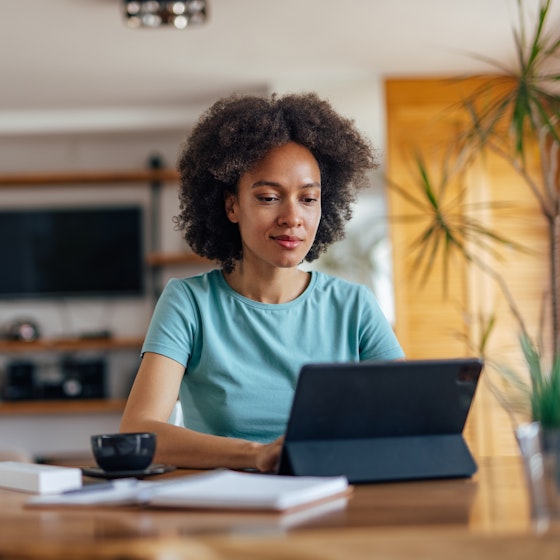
xmin=2 ymin=0 xmax=558 ymax=133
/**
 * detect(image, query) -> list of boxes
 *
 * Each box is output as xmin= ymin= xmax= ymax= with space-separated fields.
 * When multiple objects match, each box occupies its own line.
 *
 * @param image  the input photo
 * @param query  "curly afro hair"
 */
xmin=175 ymin=92 xmax=376 ymax=273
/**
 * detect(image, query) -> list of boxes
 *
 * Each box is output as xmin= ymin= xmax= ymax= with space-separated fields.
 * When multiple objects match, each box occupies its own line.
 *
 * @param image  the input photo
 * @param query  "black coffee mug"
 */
xmin=91 ymin=432 xmax=156 ymax=471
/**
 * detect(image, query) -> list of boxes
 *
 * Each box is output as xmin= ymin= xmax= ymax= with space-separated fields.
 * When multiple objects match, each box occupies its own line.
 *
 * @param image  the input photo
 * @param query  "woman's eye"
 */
xmin=257 ymin=196 xmax=279 ymax=203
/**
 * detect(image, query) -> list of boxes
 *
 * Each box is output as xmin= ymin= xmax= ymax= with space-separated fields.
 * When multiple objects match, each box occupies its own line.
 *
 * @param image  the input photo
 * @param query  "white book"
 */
xmin=28 ymin=469 xmax=349 ymax=511
xmin=0 ymin=461 xmax=82 ymax=494
xmin=147 ymin=470 xmax=349 ymax=510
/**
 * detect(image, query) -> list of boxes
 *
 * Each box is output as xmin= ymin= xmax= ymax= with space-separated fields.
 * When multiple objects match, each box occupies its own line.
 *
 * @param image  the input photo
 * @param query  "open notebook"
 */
xmin=277 ymin=358 xmax=483 ymax=483
xmin=27 ymin=469 xmax=349 ymax=511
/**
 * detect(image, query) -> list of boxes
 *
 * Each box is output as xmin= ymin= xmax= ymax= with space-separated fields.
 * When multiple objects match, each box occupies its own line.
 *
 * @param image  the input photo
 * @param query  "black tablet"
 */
xmin=278 ymin=358 xmax=483 ymax=483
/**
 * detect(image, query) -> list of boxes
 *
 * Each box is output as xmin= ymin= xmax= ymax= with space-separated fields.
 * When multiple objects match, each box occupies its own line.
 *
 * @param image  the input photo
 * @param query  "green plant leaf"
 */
xmin=517 ymin=334 xmax=560 ymax=428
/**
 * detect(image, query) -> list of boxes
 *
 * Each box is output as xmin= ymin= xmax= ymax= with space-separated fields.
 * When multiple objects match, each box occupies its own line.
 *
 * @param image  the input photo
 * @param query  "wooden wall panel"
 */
xmin=385 ymin=78 xmax=473 ymax=359
xmin=385 ymin=77 xmax=550 ymax=456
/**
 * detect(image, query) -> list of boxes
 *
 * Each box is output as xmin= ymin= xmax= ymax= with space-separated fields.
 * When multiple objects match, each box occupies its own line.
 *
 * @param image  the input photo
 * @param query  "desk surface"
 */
xmin=0 ymin=456 xmax=557 ymax=559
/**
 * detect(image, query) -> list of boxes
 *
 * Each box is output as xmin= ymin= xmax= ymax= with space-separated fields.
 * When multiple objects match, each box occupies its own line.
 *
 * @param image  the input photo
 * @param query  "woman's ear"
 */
xmin=225 ymin=193 xmax=239 ymax=224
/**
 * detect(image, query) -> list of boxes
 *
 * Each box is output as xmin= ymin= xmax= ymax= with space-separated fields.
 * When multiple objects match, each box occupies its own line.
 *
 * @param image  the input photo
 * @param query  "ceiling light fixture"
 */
xmin=122 ymin=0 xmax=208 ymax=29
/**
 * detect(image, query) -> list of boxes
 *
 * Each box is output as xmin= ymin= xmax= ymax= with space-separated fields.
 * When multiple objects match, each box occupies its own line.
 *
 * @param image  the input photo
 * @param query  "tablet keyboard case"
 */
xmin=278 ymin=359 xmax=482 ymax=483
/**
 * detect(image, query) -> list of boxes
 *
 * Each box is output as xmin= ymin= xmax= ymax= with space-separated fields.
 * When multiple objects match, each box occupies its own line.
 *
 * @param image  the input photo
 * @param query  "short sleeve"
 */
xmin=141 ymin=279 xmax=198 ymax=367
xmin=357 ymin=285 xmax=404 ymax=361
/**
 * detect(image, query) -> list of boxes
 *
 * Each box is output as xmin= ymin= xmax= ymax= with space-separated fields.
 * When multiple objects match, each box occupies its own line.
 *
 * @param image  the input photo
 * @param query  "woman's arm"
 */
xmin=120 ymin=352 xmax=282 ymax=471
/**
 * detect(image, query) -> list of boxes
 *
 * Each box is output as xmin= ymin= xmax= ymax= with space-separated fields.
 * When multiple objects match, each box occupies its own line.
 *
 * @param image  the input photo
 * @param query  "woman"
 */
xmin=120 ymin=92 xmax=404 ymax=472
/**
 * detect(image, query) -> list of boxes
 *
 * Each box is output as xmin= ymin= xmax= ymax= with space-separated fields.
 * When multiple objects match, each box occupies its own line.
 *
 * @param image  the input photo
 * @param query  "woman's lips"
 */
xmin=272 ymin=235 xmax=302 ymax=249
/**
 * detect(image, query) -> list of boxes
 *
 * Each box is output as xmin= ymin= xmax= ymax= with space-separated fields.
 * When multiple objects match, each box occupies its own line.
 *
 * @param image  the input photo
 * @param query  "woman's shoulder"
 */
xmin=155 ymin=270 xmax=225 ymax=312
xmin=165 ymin=269 xmax=222 ymax=294
xmin=307 ymin=271 xmax=377 ymax=310
xmin=311 ymin=270 xmax=369 ymax=295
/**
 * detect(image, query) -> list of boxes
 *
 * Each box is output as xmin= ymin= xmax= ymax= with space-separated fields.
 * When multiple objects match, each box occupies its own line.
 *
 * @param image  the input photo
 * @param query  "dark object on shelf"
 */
xmin=54 ymin=358 xmax=107 ymax=400
xmin=91 ymin=432 xmax=156 ymax=471
xmin=3 ymin=358 xmax=107 ymax=401
xmin=79 ymin=330 xmax=113 ymax=340
xmin=3 ymin=318 xmax=41 ymax=341
xmin=3 ymin=361 xmax=36 ymax=401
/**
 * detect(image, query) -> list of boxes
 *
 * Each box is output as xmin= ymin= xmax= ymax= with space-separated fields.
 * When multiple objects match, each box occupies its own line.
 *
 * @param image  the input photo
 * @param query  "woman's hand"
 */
xmin=254 ymin=436 xmax=285 ymax=473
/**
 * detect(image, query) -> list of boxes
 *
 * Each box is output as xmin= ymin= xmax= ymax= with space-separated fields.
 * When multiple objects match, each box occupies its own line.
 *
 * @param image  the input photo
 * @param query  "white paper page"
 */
xmin=147 ymin=470 xmax=349 ymax=510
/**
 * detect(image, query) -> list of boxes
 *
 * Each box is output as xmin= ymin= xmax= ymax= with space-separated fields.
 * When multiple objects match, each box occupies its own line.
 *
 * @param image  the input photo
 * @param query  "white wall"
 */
xmin=0 ymin=412 xmax=122 ymax=459
xmin=0 ymin=126 xmax=202 ymax=457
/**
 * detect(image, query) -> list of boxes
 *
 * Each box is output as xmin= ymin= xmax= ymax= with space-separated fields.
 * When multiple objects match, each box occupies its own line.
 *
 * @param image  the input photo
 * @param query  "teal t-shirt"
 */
xmin=142 ymin=269 xmax=404 ymax=443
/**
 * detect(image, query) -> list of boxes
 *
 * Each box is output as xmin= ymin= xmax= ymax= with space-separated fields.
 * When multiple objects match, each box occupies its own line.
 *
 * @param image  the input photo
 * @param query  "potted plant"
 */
xmin=386 ymin=0 xmax=560 ymax=488
xmin=508 ymin=334 xmax=560 ymax=523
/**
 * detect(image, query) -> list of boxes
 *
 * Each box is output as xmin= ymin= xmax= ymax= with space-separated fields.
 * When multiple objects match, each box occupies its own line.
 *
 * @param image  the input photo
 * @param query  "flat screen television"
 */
xmin=0 ymin=206 xmax=145 ymax=299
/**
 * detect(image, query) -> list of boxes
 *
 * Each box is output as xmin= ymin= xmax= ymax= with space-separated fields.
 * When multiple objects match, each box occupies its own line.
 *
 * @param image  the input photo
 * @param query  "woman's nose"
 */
xmin=278 ymin=200 xmax=302 ymax=227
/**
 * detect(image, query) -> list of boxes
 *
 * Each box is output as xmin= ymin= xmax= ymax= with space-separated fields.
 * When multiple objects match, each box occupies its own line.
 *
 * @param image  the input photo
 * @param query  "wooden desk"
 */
xmin=0 ymin=456 xmax=557 ymax=559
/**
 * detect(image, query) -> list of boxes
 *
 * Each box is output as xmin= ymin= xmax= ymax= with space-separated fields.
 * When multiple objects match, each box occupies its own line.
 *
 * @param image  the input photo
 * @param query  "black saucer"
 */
xmin=81 ymin=464 xmax=175 ymax=479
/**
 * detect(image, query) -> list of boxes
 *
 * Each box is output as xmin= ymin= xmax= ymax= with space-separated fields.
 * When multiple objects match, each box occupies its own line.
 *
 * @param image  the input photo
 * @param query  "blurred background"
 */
xmin=1 ymin=0 xmax=557 ymax=460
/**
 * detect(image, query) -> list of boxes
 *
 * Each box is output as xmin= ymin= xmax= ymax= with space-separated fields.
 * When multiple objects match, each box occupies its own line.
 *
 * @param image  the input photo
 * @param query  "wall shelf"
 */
xmin=0 ymin=336 xmax=143 ymax=354
xmin=0 ymin=164 xmax=194 ymax=421
xmin=0 ymin=398 xmax=127 ymax=416
xmin=0 ymin=169 xmax=178 ymax=187
xmin=0 ymin=338 xmax=141 ymax=413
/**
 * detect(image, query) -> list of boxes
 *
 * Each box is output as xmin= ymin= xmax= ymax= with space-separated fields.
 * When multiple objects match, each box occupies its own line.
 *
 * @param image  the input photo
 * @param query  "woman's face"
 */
xmin=226 ymin=142 xmax=322 ymax=271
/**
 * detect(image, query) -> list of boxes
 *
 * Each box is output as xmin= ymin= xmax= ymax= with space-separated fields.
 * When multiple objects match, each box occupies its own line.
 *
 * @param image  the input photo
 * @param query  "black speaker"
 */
xmin=4 ymin=361 xmax=36 ymax=401
xmin=50 ymin=358 xmax=107 ymax=400
xmin=4 ymin=358 xmax=107 ymax=401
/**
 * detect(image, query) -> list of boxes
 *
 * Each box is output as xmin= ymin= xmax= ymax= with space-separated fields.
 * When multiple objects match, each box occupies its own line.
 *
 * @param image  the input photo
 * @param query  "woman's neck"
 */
xmin=223 ymin=264 xmax=311 ymax=304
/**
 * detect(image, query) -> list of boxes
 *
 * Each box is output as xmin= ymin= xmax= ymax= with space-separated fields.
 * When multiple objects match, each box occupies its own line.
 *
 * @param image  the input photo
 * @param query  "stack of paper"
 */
xmin=28 ymin=469 xmax=349 ymax=511
xmin=147 ymin=470 xmax=349 ymax=510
